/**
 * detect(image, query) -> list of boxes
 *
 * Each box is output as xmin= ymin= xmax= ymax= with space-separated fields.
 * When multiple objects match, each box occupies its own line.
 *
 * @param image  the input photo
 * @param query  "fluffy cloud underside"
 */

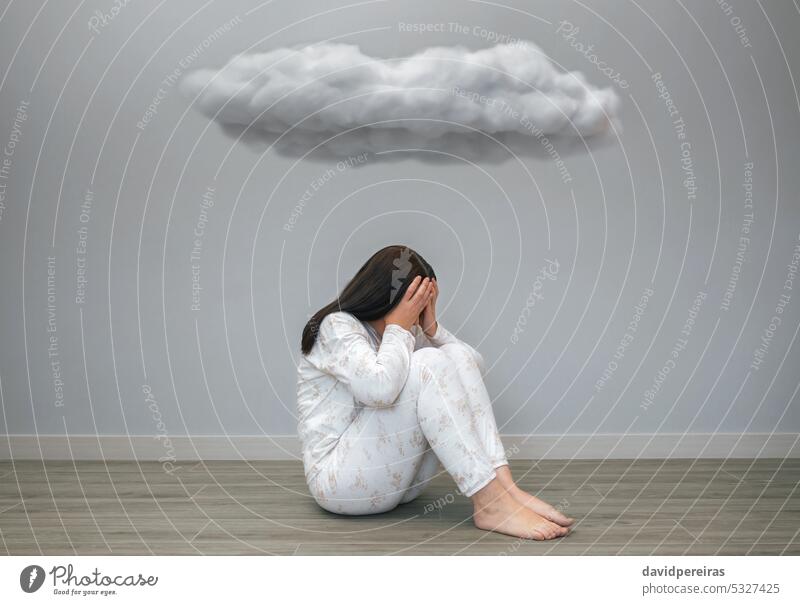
xmin=180 ymin=42 xmax=620 ymax=160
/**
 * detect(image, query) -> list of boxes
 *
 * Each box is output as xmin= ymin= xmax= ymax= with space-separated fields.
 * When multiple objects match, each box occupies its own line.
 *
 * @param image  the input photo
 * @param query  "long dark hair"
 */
xmin=301 ymin=245 xmax=436 ymax=354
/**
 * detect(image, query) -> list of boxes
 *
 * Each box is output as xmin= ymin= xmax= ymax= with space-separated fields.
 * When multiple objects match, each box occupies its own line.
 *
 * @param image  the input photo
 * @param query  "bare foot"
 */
xmin=494 ymin=465 xmax=575 ymax=527
xmin=471 ymin=479 xmax=569 ymax=540
xmin=507 ymin=487 xmax=575 ymax=527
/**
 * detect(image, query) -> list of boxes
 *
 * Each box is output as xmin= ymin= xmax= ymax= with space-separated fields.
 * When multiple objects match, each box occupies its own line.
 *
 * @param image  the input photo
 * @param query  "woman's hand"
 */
xmin=385 ymin=276 xmax=434 ymax=332
xmin=420 ymin=279 xmax=439 ymax=338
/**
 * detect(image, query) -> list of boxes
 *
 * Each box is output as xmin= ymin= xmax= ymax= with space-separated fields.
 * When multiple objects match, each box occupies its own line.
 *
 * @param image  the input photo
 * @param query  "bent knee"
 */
xmin=411 ymin=346 xmax=453 ymax=373
xmin=411 ymin=346 xmax=450 ymax=365
xmin=410 ymin=347 xmax=454 ymax=385
xmin=439 ymin=342 xmax=473 ymax=360
xmin=439 ymin=342 xmax=485 ymax=374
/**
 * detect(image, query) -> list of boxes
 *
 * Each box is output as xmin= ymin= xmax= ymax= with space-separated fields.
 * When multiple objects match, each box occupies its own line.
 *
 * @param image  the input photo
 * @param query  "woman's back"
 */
xmin=296 ymin=311 xmax=418 ymax=482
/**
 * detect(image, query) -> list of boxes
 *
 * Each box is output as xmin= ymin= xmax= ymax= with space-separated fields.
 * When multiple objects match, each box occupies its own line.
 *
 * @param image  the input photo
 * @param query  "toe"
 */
xmin=546 ymin=521 xmax=564 ymax=538
xmin=550 ymin=509 xmax=572 ymax=525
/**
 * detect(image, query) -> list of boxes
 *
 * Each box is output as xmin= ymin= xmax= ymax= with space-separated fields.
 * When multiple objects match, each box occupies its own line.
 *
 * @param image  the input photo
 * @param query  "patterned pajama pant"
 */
xmin=309 ymin=342 xmax=509 ymax=515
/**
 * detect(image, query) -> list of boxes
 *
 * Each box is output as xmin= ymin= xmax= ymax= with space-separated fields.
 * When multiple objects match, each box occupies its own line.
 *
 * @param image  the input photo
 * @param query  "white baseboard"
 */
xmin=1 ymin=433 xmax=798 ymax=461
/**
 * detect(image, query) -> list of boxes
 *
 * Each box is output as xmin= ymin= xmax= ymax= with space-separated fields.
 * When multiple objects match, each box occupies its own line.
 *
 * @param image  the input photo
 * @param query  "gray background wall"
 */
xmin=1 ymin=0 xmax=799 ymax=450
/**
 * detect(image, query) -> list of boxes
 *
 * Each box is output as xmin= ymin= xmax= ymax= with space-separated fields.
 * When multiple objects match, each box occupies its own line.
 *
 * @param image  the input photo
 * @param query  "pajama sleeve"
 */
xmin=416 ymin=322 xmax=486 ymax=374
xmin=314 ymin=312 xmax=416 ymax=408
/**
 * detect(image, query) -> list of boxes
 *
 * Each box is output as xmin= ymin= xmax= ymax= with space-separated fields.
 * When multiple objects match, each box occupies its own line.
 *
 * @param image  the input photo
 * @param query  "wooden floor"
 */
xmin=1 ymin=458 xmax=798 ymax=555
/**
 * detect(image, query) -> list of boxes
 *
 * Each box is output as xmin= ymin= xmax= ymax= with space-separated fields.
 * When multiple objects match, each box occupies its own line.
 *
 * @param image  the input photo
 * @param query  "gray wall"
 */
xmin=1 ymin=0 xmax=799 ymax=442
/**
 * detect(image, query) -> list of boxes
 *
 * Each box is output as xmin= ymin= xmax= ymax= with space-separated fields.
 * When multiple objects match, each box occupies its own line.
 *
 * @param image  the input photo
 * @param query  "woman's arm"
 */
xmin=314 ymin=312 xmax=416 ymax=408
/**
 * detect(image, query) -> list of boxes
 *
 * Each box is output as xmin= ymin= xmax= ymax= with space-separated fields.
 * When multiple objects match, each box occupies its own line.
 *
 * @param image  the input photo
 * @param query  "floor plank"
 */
xmin=0 ymin=459 xmax=797 ymax=555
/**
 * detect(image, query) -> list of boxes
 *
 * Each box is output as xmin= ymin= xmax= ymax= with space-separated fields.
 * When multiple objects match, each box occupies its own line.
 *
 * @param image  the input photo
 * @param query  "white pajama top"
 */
xmin=296 ymin=311 xmax=484 ymax=483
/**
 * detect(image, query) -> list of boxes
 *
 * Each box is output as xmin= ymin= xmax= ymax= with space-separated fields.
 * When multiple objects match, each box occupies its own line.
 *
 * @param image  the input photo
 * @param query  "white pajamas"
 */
xmin=296 ymin=311 xmax=508 ymax=515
